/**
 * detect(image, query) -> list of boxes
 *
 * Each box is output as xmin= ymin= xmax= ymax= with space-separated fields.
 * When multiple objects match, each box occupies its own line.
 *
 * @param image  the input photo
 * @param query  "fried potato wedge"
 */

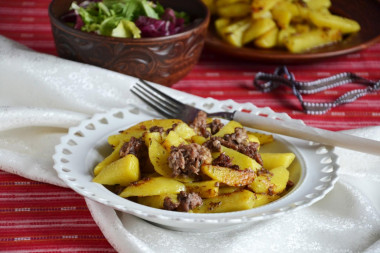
xmin=260 ymin=152 xmax=295 ymax=170
xmin=93 ymin=142 xmax=122 ymax=176
xmin=148 ymin=139 xmax=172 ymax=177
xmin=213 ymin=146 xmax=262 ymax=171
xmin=247 ymin=131 xmax=273 ymax=145
xmin=201 ymin=165 xmax=256 ymax=187
xmin=248 ymin=166 xmax=289 ymax=194
xmin=137 ymin=194 xmax=178 ymax=209
xmin=284 ymin=28 xmax=342 ymax=53
xmin=254 ymin=27 xmax=279 ymax=48
xmin=162 ymin=131 xmax=187 ymax=151
xmin=309 ymin=12 xmax=360 ymax=34
xmin=93 ymin=154 xmax=140 ymax=186
xmin=185 ymin=180 xmax=219 ymax=198
xmin=108 ymin=130 xmax=145 ymax=147
xmin=123 ymin=119 xmax=182 ymax=133
xmin=193 ymin=190 xmax=255 ymax=213
xmin=212 ymin=120 xmax=243 ymax=137
xmin=221 ymin=18 xmax=251 ymax=47
xmin=242 ymin=18 xmax=276 ymax=45
xmin=119 ymin=177 xmax=185 ymax=198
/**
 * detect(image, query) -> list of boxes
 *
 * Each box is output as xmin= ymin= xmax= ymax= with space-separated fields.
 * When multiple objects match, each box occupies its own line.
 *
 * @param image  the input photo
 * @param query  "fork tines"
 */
xmin=131 ymin=79 xmax=184 ymax=118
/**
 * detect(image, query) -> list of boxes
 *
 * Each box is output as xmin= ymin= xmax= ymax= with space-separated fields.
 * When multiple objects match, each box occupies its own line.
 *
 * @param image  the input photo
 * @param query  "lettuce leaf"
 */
xmin=63 ymin=0 xmax=189 ymax=38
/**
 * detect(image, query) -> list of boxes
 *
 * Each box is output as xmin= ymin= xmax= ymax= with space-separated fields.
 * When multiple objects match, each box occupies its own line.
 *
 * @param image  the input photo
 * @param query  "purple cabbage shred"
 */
xmin=135 ymin=8 xmax=185 ymax=37
xmin=74 ymin=12 xmax=84 ymax=30
xmin=60 ymin=9 xmax=84 ymax=30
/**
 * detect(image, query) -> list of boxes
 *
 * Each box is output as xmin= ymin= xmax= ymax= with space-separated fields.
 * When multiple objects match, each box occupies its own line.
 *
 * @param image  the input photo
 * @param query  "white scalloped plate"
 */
xmin=53 ymin=99 xmax=339 ymax=232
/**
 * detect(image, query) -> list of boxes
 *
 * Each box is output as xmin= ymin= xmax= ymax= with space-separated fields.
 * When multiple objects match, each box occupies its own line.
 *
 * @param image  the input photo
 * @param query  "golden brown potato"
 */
xmin=137 ymin=194 xmax=178 ymax=209
xmin=216 ymin=0 xmax=250 ymax=8
xmin=277 ymin=26 xmax=297 ymax=47
xmin=251 ymin=0 xmax=280 ymax=19
xmin=193 ymin=190 xmax=255 ymax=213
xmin=217 ymin=2 xmax=251 ymax=18
xmin=123 ymin=119 xmax=182 ymax=133
xmin=252 ymin=193 xmax=280 ymax=208
xmin=212 ymin=120 xmax=243 ymax=137
xmin=247 ymin=131 xmax=273 ymax=145
xmin=201 ymin=164 xmax=256 ymax=187
xmin=185 ymin=180 xmax=219 ymax=198
xmin=143 ymin=131 xmax=162 ymax=147
xmin=260 ymin=152 xmax=295 ymax=170
xmin=309 ymin=12 xmax=361 ymax=34
xmin=148 ymin=139 xmax=172 ymax=177
xmin=93 ymin=142 xmax=122 ymax=176
xmin=284 ymin=28 xmax=342 ymax=53
xmin=191 ymin=135 xmax=207 ymax=145
xmin=119 ymin=177 xmax=185 ymax=198
xmin=220 ymin=18 xmax=251 ymax=47
xmin=93 ymin=154 xmax=140 ymax=186
xmin=248 ymin=166 xmax=289 ymax=194
xmin=108 ymin=130 xmax=145 ymax=147
xmin=271 ymin=1 xmax=298 ymax=29
xmin=162 ymin=130 xmax=187 ymax=151
xmin=212 ymin=145 xmax=262 ymax=171
xmin=303 ymin=0 xmax=331 ymax=10
xmin=254 ymin=27 xmax=279 ymax=48
xmin=218 ymin=186 xmax=241 ymax=195
xmin=214 ymin=18 xmax=230 ymax=39
xmin=242 ymin=18 xmax=276 ymax=45
xmin=173 ymin=122 xmax=197 ymax=139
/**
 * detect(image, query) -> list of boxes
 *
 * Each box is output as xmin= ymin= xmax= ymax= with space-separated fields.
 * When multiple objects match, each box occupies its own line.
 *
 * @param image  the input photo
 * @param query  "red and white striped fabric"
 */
xmin=0 ymin=0 xmax=379 ymax=252
xmin=0 ymin=170 xmax=115 ymax=252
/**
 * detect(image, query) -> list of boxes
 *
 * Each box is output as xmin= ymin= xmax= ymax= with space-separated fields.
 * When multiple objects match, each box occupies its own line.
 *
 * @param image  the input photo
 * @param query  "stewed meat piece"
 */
xmin=168 ymin=143 xmax=212 ymax=178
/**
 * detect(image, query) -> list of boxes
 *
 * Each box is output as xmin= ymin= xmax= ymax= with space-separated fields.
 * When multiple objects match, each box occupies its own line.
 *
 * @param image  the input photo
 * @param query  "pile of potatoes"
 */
xmin=92 ymin=118 xmax=296 ymax=213
xmin=203 ymin=0 xmax=360 ymax=53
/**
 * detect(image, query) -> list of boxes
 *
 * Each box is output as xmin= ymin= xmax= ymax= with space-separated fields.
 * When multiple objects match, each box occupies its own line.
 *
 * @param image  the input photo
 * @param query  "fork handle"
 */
xmin=233 ymin=111 xmax=380 ymax=156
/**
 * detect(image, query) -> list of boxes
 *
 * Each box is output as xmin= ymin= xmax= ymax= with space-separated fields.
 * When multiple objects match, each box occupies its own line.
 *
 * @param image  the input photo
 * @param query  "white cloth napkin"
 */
xmin=0 ymin=36 xmax=379 ymax=253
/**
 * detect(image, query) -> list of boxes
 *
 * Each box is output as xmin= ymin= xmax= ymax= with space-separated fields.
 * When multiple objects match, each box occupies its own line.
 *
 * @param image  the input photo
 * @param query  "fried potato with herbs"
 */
xmin=92 ymin=113 xmax=295 ymax=213
xmin=204 ymin=0 xmax=360 ymax=53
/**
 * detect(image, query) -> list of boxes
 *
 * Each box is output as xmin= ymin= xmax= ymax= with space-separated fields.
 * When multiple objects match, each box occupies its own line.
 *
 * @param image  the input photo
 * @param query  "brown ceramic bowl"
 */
xmin=49 ymin=0 xmax=209 ymax=86
xmin=205 ymin=0 xmax=380 ymax=64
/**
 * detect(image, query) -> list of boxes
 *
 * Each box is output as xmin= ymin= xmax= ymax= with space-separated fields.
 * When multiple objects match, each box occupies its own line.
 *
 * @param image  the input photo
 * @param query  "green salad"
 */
xmin=61 ymin=0 xmax=190 ymax=38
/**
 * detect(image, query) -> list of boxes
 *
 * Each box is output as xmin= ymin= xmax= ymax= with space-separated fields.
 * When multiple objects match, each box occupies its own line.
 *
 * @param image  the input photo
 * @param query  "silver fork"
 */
xmin=131 ymin=79 xmax=380 ymax=156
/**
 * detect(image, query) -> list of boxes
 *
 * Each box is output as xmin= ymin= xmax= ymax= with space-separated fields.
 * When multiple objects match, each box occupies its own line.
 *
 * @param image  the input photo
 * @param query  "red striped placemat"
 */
xmin=0 ymin=169 xmax=115 ymax=252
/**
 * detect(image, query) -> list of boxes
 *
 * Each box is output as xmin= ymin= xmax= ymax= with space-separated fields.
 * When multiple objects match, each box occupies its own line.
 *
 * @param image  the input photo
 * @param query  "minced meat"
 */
xmin=190 ymin=111 xmax=225 ymax=137
xmin=223 ymin=127 xmax=248 ymax=144
xmin=163 ymin=197 xmax=179 ymax=211
xmin=203 ymin=129 xmax=263 ymax=166
xmin=237 ymin=141 xmax=263 ymax=166
xmin=119 ymin=137 xmax=150 ymax=169
xmin=165 ymin=123 xmax=178 ymax=134
xmin=168 ymin=143 xmax=212 ymax=178
xmin=177 ymin=191 xmax=203 ymax=212
xmin=207 ymin=118 xmax=224 ymax=135
xmin=190 ymin=111 xmax=207 ymax=129
xmin=212 ymin=152 xmax=239 ymax=170
xmin=163 ymin=191 xmax=203 ymax=212
xmin=203 ymin=136 xmax=222 ymax=152
xmin=119 ymin=137 xmax=146 ymax=159
xmin=190 ymin=111 xmax=211 ymax=138
xmin=149 ymin=125 xmax=164 ymax=133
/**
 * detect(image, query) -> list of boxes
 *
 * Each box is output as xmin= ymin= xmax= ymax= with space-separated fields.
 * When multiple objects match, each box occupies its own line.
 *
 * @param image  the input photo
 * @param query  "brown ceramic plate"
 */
xmin=205 ymin=0 xmax=380 ymax=63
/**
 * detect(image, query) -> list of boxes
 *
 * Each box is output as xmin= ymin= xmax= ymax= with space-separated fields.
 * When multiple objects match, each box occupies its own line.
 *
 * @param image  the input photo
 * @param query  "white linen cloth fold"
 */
xmin=0 ymin=36 xmax=379 ymax=253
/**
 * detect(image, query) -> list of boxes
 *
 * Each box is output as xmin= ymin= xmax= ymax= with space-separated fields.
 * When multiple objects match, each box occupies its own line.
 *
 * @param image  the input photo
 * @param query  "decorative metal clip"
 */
xmin=254 ymin=66 xmax=380 ymax=114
